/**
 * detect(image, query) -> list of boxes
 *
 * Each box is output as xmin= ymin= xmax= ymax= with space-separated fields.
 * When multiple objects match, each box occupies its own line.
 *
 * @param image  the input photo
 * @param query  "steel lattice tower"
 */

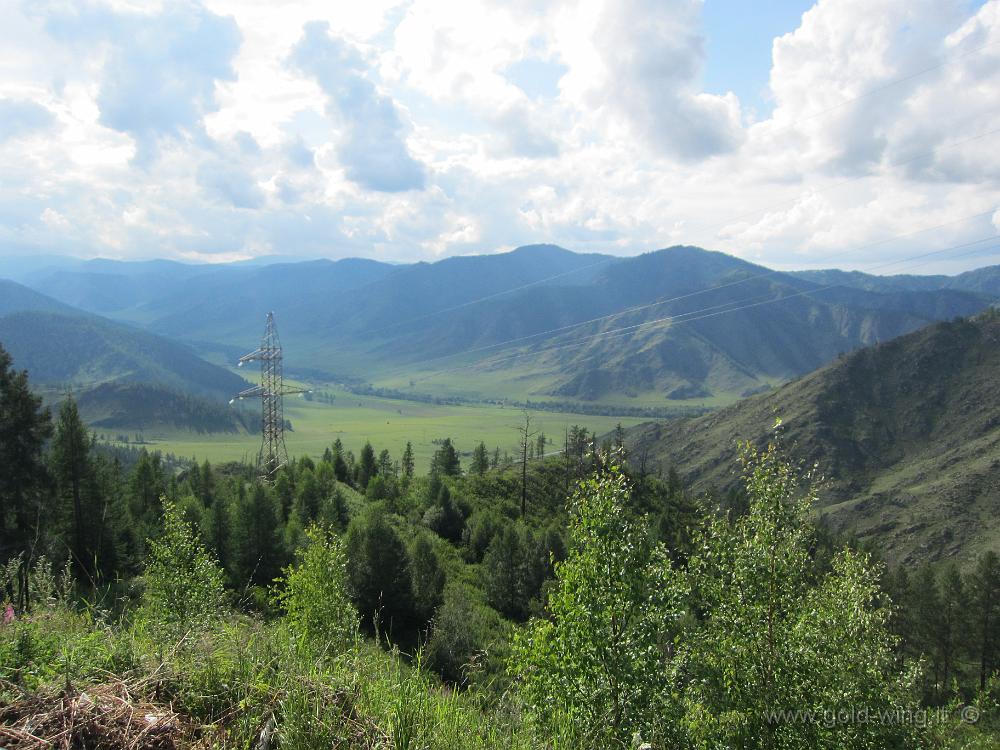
xmin=233 ymin=312 xmax=305 ymax=482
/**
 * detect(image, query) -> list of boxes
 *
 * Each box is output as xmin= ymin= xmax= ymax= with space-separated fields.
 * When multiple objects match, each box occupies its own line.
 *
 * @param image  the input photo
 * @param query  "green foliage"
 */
xmin=512 ymin=463 xmax=685 ymax=747
xmin=232 ymin=483 xmax=286 ymax=591
xmin=409 ymin=534 xmax=445 ymax=624
xmin=424 ymin=583 xmax=506 ymax=687
xmin=423 ymin=483 xmax=465 ymax=543
xmin=483 ymin=524 xmax=526 ymax=619
xmin=470 ymin=441 xmax=489 ymax=476
xmin=274 ymin=524 xmax=356 ymax=655
xmin=139 ymin=500 xmax=226 ymax=642
xmin=971 ymin=552 xmax=1000 ymax=691
xmin=346 ymin=508 xmax=414 ymax=633
xmin=431 ymin=438 xmax=461 ymax=477
xmin=680 ymin=440 xmax=919 ymax=749
xmin=357 ymin=440 xmax=377 ymax=488
xmin=0 ymin=343 xmax=52 ymax=593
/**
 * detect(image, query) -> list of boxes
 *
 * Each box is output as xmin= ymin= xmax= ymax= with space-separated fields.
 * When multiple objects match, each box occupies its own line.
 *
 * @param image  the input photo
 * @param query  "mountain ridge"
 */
xmin=622 ymin=308 xmax=1000 ymax=566
xmin=11 ymin=244 xmax=1000 ymax=406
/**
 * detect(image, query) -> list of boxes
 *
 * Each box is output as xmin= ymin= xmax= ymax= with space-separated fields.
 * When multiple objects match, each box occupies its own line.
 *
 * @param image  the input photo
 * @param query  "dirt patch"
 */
xmin=0 ymin=680 xmax=198 ymax=750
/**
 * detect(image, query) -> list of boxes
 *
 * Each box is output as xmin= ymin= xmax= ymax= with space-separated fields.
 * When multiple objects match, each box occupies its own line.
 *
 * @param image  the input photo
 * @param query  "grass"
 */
xmin=96 ymin=384 xmax=646 ymax=473
xmin=367 ymin=358 xmax=785 ymax=412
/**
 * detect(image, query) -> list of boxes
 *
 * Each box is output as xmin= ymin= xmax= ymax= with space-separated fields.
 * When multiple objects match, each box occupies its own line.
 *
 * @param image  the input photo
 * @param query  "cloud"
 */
xmin=39 ymin=1 xmax=242 ymax=162
xmin=584 ymin=0 xmax=744 ymax=160
xmin=2 ymin=0 xmax=1000 ymax=273
xmin=0 ymin=99 xmax=55 ymax=142
xmin=196 ymin=159 xmax=264 ymax=209
xmin=290 ymin=21 xmax=425 ymax=192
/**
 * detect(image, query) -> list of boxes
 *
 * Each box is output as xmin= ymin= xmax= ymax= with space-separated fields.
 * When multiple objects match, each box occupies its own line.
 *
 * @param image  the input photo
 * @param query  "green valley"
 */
xmin=104 ymin=382 xmax=645 ymax=473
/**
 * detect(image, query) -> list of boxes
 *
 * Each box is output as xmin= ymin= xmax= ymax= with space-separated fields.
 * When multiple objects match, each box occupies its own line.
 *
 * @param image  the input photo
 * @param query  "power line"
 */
xmin=346 ymin=119 xmax=1000 ymax=343
xmin=404 ymin=233 xmax=1000 ymax=383
xmin=336 ymin=39 xmax=1000 ymax=341
xmin=375 ymin=209 xmax=1000 ymax=380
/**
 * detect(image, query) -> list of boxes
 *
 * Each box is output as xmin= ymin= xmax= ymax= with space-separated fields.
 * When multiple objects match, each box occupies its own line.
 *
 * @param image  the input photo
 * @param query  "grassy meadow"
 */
xmin=98 ymin=383 xmax=646 ymax=472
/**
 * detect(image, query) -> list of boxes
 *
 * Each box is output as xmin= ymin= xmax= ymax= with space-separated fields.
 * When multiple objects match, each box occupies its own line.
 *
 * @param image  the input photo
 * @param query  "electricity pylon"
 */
xmin=232 ymin=312 xmax=306 ymax=482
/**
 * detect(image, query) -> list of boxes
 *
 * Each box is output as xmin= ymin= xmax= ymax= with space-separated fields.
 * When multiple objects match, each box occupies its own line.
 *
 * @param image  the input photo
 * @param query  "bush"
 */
xmin=139 ymin=499 xmax=226 ymax=643
xmin=511 ymin=464 xmax=685 ymax=746
xmin=273 ymin=524 xmax=356 ymax=656
xmin=679 ymin=440 xmax=920 ymax=750
xmin=425 ymin=584 xmax=504 ymax=687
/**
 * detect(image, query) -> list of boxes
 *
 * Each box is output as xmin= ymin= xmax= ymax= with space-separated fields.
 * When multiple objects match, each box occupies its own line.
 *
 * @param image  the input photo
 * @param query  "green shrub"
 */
xmin=138 ymin=499 xmax=226 ymax=643
xmin=273 ymin=524 xmax=356 ymax=656
xmin=680 ymin=440 xmax=921 ymax=750
xmin=511 ymin=464 xmax=685 ymax=747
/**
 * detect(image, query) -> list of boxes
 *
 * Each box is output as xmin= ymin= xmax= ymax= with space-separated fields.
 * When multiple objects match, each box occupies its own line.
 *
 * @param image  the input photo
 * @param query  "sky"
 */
xmin=1 ymin=0 xmax=1000 ymax=273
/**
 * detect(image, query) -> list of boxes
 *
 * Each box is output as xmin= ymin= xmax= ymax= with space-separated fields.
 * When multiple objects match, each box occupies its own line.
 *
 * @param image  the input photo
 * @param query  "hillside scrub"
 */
xmin=3 ymin=346 xmax=1000 ymax=747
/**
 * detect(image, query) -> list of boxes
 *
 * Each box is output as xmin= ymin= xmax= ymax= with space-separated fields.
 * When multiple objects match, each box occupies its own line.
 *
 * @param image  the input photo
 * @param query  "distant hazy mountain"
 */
xmin=15 ymin=244 xmax=1000 ymax=405
xmin=0 ymin=281 xmax=250 ymax=404
xmin=623 ymin=309 xmax=1000 ymax=566
xmin=0 ymin=278 xmax=79 ymax=316
xmin=792 ymin=264 xmax=1000 ymax=295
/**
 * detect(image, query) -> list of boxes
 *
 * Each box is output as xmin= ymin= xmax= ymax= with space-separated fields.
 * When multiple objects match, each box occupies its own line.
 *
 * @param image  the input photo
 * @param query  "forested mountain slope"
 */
xmin=623 ymin=309 xmax=1000 ymax=566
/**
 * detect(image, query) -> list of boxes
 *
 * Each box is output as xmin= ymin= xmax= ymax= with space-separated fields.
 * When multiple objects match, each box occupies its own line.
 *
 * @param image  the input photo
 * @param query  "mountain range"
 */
xmin=623 ymin=309 xmax=1000 ymax=567
xmin=0 ymin=279 xmax=253 ymax=430
xmin=10 ymin=244 xmax=999 ymax=406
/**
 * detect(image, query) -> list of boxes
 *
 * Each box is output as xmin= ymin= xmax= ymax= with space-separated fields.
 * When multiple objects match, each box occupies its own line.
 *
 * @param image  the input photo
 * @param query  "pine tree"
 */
xmin=274 ymin=469 xmax=295 ymax=522
xmin=293 ymin=468 xmax=321 ymax=526
xmin=345 ymin=508 xmax=414 ymax=632
xmin=401 ymin=441 xmax=415 ymax=479
xmin=970 ymin=551 xmax=1000 ymax=690
xmin=410 ymin=534 xmax=445 ymax=624
xmin=0 ymin=345 xmax=53 ymax=604
xmin=377 ymin=448 xmax=394 ymax=479
xmin=357 ymin=441 xmax=377 ymax=488
xmin=51 ymin=396 xmax=97 ymax=580
xmin=471 ymin=441 xmax=490 ymax=476
xmin=423 ymin=484 xmax=465 ymax=543
xmin=232 ymin=483 xmax=286 ymax=590
xmin=201 ymin=492 xmax=232 ymax=579
xmin=331 ymin=439 xmax=349 ymax=483
xmin=938 ymin=564 xmax=970 ymax=693
xmin=484 ymin=524 xmax=526 ymax=619
xmin=128 ymin=450 xmax=165 ymax=552
xmin=431 ymin=438 xmax=461 ymax=477
xmin=536 ymin=432 xmax=546 ymax=459
xmin=319 ymin=486 xmax=350 ymax=531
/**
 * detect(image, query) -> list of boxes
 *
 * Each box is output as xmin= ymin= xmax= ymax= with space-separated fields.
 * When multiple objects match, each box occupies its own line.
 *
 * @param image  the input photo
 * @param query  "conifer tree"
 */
xmin=400 ymin=441 xmax=415 ymax=480
xmin=345 ymin=508 xmax=414 ymax=632
xmin=484 ymin=524 xmax=527 ymax=619
xmin=128 ymin=450 xmax=165 ymax=552
xmin=0 ymin=345 xmax=52 ymax=598
xmin=938 ymin=564 xmax=970 ymax=693
xmin=431 ymin=438 xmax=461 ymax=477
xmin=293 ymin=468 xmax=321 ymax=525
xmin=377 ymin=448 xmax=394 ymax=478
xmin=970 ymin=551 xmax=1000 ymax=689
xmin=232 ymin=483 xmax=286 ymax=590
xmin=51 ymin=396 xmax=94 ymax=579
xmin=471 ymin=441 xmax=489 ymax=476
xmin=410 ymin=534 xmax=445 ymax=624
xmin=357 ymin=441 xmax=377 ymax=488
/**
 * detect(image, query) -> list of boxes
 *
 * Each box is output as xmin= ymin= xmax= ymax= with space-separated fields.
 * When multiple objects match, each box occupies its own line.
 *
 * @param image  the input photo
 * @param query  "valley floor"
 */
xmin=94 ymin=383 xmax=646 ymax=472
